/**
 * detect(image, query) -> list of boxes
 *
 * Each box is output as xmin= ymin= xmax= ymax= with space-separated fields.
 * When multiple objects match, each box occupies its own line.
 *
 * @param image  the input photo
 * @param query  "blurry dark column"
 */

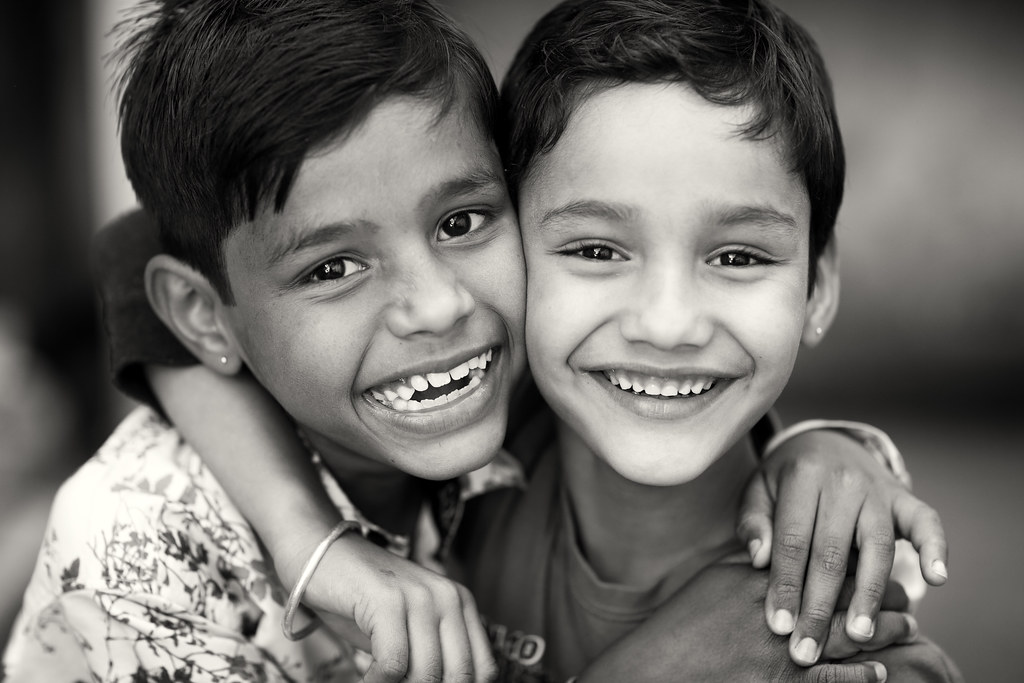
xmin=0 ymin=2 xmax=105 ymax=462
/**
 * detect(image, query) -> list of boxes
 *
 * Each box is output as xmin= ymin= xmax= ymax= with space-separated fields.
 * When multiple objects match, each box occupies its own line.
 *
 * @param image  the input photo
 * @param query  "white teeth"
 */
xmin=369 ymin=348 xmax=495 ymax=411
xmin=427 ymin=372 xmax=451 ymax=388
xmin=450 ymin=362 xmax=470 ymax=380
xmin=603 ymin=372 xmax=718 ymax=398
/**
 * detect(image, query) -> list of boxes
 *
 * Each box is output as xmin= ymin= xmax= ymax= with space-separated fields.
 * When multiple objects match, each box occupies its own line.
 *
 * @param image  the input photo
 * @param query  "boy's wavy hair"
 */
xmin=115 ymin=0 xmax=498 ymax=302
xmin=500 ymin=0 xmax=845 ymax=283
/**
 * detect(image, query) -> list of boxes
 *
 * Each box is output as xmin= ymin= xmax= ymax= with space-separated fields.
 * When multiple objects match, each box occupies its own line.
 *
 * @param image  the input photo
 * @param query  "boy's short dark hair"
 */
xmin=501 ymin=0 xmax=845 ymax=278
xmin=116 ymin=0 xmax=498 ymax=302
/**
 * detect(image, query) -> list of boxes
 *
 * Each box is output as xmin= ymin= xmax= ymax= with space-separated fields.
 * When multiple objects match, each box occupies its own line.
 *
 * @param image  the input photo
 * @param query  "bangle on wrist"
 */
xmin=282 ymin=519 xmax=362 ymax=640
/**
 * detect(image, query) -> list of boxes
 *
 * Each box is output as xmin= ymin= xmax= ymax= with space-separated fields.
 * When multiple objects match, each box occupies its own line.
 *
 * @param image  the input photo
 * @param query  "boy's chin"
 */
xmin=388 ymin=428 xmax=506 ymax=482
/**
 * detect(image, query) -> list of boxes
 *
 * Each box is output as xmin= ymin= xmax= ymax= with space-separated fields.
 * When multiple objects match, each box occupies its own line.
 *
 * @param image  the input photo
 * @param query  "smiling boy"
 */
xmin=2 ymin=2 xmax=524 ymax=680
xmin=457 ymin=0 xmax=963 ymax=680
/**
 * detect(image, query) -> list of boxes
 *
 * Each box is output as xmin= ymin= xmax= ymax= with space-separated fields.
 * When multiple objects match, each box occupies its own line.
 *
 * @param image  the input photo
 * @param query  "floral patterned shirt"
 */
xmin=2 ymin=406 xmax=522 ymax=682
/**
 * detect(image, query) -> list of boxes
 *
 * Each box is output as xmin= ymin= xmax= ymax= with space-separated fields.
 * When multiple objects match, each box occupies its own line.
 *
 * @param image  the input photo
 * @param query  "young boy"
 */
xmin=3 ymin=1 xmax=945 ymax=682
xmin=456 ymin=0 xmax=963 ymax=680
xmin=4 ymin=2 xmax=523 ymax=681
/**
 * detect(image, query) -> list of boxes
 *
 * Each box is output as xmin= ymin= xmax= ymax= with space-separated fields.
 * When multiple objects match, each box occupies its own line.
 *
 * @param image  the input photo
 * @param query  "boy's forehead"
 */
xmin=520 ymin=82 xmax=809 ymax=228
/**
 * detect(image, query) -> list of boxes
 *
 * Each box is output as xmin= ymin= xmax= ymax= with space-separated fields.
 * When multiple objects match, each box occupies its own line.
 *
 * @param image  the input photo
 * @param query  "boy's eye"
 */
xmin=437 ymin=211 xmax=487 ymax=241
xmin=308 ymin=257 xmax=367 ymax=282
xmin=581 ymin=246 xmax=616 ymax=260
xmin=712 ymin=250 xmax=771 ymax=267
xmin=560 ymin=242 xmax=626 ymax=261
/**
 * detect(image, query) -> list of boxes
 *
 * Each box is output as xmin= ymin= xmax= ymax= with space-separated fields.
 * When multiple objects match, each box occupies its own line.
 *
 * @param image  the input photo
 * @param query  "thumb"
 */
xmin=737 ymin=472 xmax=774 ymax=568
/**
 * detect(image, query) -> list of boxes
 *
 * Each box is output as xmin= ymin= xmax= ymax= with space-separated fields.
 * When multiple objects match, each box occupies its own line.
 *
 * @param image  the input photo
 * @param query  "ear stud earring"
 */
xmin=815 ymin=327 xmax=823 ymax=336
xmin=220 ymin=356 xmax=228 ymax=365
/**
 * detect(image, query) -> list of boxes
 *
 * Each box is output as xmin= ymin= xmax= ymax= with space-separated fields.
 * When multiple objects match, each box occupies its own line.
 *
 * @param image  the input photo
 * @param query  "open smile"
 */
xmin=602 ymin=370 xmax=717 ymax=398
xmin=367 ymin=349 xmax=494 ymax=412
xmin=587 ymin=367 xmax=733 ymax=420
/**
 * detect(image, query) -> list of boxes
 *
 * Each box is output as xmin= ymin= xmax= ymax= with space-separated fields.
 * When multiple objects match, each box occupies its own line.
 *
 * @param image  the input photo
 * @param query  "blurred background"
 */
xmin=0 ymin=0 xmax=1020 ymax=679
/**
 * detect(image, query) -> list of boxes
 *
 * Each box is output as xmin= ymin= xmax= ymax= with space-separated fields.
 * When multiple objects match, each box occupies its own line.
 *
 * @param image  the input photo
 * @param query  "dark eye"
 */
xmin=714 ymin=251 xmax=762 ymax=267
xmin=438 ymin=211 xmax=487 ymax=241
xmin=308 ymin=257 xmax=367 ymax=282
xmin=581 ymin=246 xmax=616 ymax=260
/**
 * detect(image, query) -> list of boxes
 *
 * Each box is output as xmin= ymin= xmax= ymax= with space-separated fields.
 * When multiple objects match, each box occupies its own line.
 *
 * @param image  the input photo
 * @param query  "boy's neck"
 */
xmin=306 ymin=435 xmax=426 ymax=538
xmin=558 ymin=423 xmax=758 ymax=589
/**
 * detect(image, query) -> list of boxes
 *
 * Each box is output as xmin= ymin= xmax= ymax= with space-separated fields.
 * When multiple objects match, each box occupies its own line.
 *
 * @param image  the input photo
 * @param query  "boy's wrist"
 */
xmin=763 ymin=419 xmax=911 ymax=488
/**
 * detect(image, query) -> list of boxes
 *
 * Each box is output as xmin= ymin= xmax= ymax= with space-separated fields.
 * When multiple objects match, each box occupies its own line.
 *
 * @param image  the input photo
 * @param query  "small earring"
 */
xmin=219 ymin=356 xmax=228 ymax=365
xmin=815 ymin=327 xmax=823 ymax=336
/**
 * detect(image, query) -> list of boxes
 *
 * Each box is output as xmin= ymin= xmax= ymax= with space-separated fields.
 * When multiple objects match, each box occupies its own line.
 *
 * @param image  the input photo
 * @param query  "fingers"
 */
xmin=362 ymin=597 xmax=412 ymax=683
xmin=764 ymin=467 xmax=819 ymax=637
xmin=405 ymin=589 xmax=445 ymax=683
xmin=736 ymin=471 xmax=774 ymax=568
xmin=459 ymin=584 xmax=498 ymax=682
xmin=788 ymin=478 xmax=860 ymax=665
xmin=800 ymin=661 xmax=888 ymax=683
xmin=893 ymin=494 xmax=948 ymax=585
xmin=822 ymin=610 xmax=918 ymax=660
xmin=845 ymin=505 xmax=896 ymax=642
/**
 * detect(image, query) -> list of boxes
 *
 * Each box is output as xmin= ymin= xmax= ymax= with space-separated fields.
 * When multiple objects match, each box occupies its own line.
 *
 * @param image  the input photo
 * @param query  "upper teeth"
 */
xmin=370 ymin=349 xmax=493 ymax=411
xmin=604 ymin=370 xmax=716 ymax=397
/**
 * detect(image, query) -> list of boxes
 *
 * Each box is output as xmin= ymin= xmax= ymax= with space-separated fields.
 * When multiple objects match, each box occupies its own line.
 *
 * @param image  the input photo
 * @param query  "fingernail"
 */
xmin=868 ymin=661 xmax=888 ymax=682
xmin=903 ymin=614 xmax=919 ymax=643
xmin=748 ymin=539 xmax=762 ymax=562
xmin=931 ymin=559 xmax=948 ymax=580
xmin=793 ymin=637 xmax=820 ymax=664
xmin=849 ymin=614 xmax=874 ymax=639
xmin=771 ymin=609 xmax=795 ymax=634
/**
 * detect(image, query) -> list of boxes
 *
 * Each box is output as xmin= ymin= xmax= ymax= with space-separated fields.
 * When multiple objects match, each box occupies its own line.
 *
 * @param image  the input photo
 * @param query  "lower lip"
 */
xmin=589 ymin=372 xmax=731 ymax=420
xmin=361 ymin=348 xmax=504 ymax=436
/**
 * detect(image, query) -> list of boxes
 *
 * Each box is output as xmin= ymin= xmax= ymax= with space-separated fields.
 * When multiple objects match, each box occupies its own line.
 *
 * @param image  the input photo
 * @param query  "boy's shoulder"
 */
xmin=27 ymin=406 xmax=283 ymax=626
xmin=6 ymin=406 xmax=356 ymax=682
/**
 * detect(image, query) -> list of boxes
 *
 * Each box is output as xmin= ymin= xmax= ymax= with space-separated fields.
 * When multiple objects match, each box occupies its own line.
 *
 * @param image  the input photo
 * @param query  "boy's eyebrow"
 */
xmin=266 ymin=219 xmax=376 ymax=264
xmin=537 ymin=199 xmax=639 ymax=228
xmin=714 ymin=204 xmax=798 ymax=232
xmin=419 ymin=168 xmax=507 ymax=211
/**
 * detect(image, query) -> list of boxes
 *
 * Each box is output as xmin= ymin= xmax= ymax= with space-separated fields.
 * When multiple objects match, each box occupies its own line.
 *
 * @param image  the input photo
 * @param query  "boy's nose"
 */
xmin=619 ymin=265 xmax=713 ymax=350
xmin=385 ymin=259 xmax=476 ymax=338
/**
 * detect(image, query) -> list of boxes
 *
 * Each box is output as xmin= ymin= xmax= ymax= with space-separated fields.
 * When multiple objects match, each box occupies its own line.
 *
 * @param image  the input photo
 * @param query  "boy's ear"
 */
xmin=144 ymin=254 xmax=244 ymax=375
xmin=802 ymin=240 xmax=840 ymax=348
